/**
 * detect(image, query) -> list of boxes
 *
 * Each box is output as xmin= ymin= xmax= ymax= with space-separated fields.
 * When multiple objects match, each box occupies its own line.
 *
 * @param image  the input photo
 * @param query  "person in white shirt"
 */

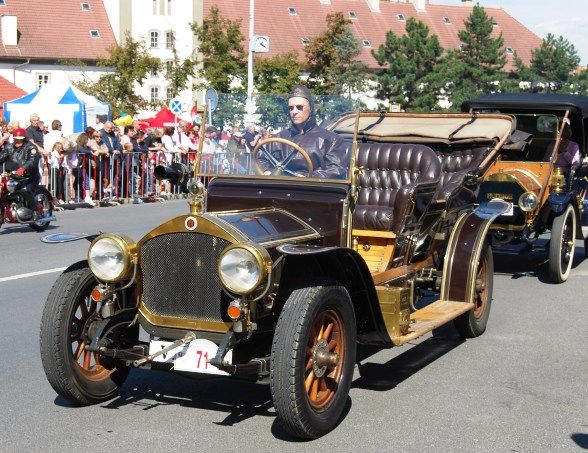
xmin=172 ymin=121 xmax=198 ymax=155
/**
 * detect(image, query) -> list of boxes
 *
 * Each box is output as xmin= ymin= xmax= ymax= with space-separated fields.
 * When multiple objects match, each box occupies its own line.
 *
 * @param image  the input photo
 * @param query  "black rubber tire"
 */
xmin=30 ymin=189 xmax=53 ymax=232
xmin=39 ymin=261 xmax=130 ymax=405
xmin=270 ymin=282 xmax=356 ymax=439
xmin=548 ymin=205 xmax=576 ymax=283
xmin=454 ymin=243 xmax=494 ymax=338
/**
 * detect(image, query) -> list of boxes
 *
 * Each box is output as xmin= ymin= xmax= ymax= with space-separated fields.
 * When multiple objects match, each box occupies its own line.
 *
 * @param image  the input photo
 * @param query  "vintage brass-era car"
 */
xmin=463 ymin=94 xmax=588 ymax=282
xmin=40 ymin=104 xmax=515 ymax=439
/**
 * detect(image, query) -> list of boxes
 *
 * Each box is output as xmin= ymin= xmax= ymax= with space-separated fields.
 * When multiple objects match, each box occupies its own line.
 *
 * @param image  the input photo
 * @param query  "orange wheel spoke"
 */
xmin=319 ymin=377 xmax=328 ymax=392
xmin=74 ymin=341 xmax=85 ymax=360
xmin=328 ymin=339 xmax=337 ymax=351
xmin=310 ymin=377 xmax=319 ymax=401
xmin=305 ymin=358 xmax=313 ymax=372
xmin=83 ymin=350 xmax=91 ymax=370
xmin=94 ymin=353 xmax=101 ymax=366
xmin=317 ymin=324 xmax=324 ymax=343
xmin=305 ymin=370 xmax=315 ymax=393
xmin=322 ymin=322 xmax=334 ymax=341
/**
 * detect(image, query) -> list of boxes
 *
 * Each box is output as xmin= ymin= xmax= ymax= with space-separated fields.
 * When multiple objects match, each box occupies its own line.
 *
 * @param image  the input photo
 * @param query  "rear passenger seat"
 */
xmin=434 ymin=148 xmax=488 ymax=202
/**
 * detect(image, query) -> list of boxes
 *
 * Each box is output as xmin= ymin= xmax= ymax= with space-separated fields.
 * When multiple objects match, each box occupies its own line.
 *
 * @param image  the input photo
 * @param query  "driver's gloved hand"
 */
xmin=15 ymin=167 xmax=26 ymax=177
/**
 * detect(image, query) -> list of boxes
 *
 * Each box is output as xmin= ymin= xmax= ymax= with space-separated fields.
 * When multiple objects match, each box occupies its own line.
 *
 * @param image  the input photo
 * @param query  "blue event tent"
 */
xmin=3 ymin=83 xmax=110 ymax=136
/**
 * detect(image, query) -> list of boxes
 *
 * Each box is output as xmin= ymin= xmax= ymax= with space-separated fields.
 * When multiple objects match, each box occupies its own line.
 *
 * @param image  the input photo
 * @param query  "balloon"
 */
xmin=114 ymin=115 xmax=133 ymax=126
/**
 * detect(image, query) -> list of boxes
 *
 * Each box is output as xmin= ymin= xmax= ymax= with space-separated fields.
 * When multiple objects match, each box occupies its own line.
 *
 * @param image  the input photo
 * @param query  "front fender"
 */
xmin=440 ymin=200 xmax=510 ymax=303
xmin=276 ymin=244 xmax=391 ymax=345
xmin=548 ymin=192 xmax=573 ymax=214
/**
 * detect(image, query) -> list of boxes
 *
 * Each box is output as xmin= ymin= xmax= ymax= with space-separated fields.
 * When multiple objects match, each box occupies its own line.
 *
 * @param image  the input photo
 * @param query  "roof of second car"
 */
xmin=462 ymin=93 xmax=588 ymax=119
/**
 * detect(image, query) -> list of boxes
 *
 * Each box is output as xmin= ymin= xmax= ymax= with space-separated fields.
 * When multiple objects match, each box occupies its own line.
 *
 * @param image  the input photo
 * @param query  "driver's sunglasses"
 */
xmin=288 ymin=104 xmax=305 ymax=112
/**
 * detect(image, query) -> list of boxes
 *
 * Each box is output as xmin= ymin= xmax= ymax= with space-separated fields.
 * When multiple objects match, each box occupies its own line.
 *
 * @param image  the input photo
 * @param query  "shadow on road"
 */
xmin=571 ymin=432 xmax=588 ymax=449
xmin=56 ymin=369 xmax=276 ymax=426
xmin=352 ymin=336 xmax=464 ymax=392
xmin=493 ymin=239 xmax=586 ymax=284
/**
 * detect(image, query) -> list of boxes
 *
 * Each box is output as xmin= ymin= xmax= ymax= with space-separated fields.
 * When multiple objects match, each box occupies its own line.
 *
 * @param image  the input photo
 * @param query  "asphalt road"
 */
xmin=0 ymin=201 xmax=586 ymax=451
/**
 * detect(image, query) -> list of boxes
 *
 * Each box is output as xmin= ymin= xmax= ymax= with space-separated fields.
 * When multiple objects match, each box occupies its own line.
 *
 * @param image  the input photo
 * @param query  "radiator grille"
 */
xmin=140 ymin=233 xmax=232 ymax=321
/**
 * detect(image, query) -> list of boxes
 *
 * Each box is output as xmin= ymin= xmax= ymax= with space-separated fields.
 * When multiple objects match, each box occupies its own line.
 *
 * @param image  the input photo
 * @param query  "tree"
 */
xmin=191 ymin=6 xmax=246 ymax=93
xmin=439 ymin=5 xmax=507 ymax=110
xmin=163 ymin=31 xmax=196 ymax=99
xmin=74 ymin=32 xmax=160 ymax=116
xmin=253 ymin=52 xmax=303 ymax=128
xmin=372 ymin=18 xmax=444 ymax=111
xmin=530 ymin=34 xmax=581 ymax=91
xmin=304 ymin=12 xmax=367 ymax=95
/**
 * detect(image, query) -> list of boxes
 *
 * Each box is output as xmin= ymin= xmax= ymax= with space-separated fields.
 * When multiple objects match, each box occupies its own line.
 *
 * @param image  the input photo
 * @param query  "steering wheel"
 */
xmin=253 ymin=137 xmax=314 ymax=177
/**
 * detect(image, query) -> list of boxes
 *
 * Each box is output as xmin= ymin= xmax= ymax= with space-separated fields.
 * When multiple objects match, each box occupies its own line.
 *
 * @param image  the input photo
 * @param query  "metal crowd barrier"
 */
xmin=31 ymin=151 xmax=257 ymax=204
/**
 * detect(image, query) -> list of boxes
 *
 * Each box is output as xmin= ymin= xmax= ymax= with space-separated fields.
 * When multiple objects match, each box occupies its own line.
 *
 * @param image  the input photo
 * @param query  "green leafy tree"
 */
xmin=163 ymin=31 xmax=196 ymax=99
xmin=440 ymin=5 xmax=507 ymax=110
xmin=569 ymin=68 xmax=588 ymax=95
xmin=305 ymin=12 xmax=367 ymax=95
xmin=372 ymin=18 xmax=444 ymax=111
xmin=191 ymin=6 xmax=246 ymax=93
xmin=73 ymin=32 xmax=160 ymax=116
xmin=531 ymin=34 xmax=581 ymax=91
xmin=253 ymin=52 xmax=303 ymax=127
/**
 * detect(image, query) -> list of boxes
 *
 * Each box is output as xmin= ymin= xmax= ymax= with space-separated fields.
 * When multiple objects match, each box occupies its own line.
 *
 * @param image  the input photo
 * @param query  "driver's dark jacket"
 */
xmin=258 ymin=123 xmax=348 ymax=179
xmin=0 ymin=141 xmax=39 ymax=181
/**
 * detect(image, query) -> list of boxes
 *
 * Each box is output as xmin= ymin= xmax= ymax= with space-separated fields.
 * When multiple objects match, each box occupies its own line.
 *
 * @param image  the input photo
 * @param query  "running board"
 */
xmin=391 ymin=300 xmax=474 ymax=346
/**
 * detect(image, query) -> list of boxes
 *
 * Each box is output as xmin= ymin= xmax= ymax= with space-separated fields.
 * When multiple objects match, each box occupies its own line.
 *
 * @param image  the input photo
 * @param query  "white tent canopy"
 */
xmin=3 ymin=83 xmax=110 ymax=136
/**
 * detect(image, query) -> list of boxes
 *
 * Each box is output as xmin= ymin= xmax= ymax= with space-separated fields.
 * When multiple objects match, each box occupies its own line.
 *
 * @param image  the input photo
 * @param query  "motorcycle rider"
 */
xmin=0 ymin=127 xmax=40 ymax=220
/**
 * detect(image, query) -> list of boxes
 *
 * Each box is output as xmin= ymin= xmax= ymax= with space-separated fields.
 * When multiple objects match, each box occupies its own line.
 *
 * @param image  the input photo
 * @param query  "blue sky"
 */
xmin=433 ymin=0 xmax=588 ymax=65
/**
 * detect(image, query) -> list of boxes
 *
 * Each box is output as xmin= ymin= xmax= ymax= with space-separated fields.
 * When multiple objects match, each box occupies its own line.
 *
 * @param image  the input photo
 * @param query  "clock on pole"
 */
xmin=252 ymin=35 xmax=269 ymax=53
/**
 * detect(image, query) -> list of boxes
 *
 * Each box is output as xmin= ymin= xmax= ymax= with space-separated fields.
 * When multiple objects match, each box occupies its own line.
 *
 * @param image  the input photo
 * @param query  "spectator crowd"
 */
xmin=0 ymin=113 xmax=274 ymax=205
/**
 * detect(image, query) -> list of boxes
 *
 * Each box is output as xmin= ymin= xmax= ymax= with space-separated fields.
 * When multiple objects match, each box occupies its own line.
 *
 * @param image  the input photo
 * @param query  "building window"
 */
xmin=37 ymin=73 xmax=50 ymax=88
xmin=348 ymin=11 xmax=357 ymax=19
xmin=165 ymin=31 xmax=174 ymax=49
xmin=89 ymin=30 xmax=100 ymax=38
xmin=288 ymin=7 xmax=297 ymax=15
xmin=491 ymin=18 xmax=498 ymax=26
xmin=150 ymin=31 xmax=159 ymax=48
xmin=152 ymin=0 xmax=157 ymax=15
xmin=0 ymin=0 xmax=6 ymax=5
xmin=150 ymin=86 xmax=160 ymax=103
xmin=81 ymin=2 xmax=91 ymax=11
xmin=300 ymin=37 xmax=309 ymax=45
xmin=396 ymin=14 xmax=405 ymax=21
xmin=506 ymin=47 xmax=514 ymax=54
xmin=166 ymin=87 xmax=174 ymax=103
xmin=362 ymin=40 xmax=372 ymax=47
xmin=443 ymin=17 xmax=451 ymax=24
xmin=167 ymin=0 xmax=172 ymax=16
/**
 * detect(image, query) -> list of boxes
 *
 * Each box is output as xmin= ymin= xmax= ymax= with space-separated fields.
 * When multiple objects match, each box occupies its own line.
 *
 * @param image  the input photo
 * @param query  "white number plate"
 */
xmin=148 ymin=338 xmax=232 ymax=375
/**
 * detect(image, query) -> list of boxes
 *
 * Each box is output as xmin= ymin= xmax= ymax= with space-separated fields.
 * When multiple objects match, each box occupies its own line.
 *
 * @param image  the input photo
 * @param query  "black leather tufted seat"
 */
xmin=353 ymin=143 xmax=442 ymax=232
xmin=435 ymin=148 xmax=487 ymax=201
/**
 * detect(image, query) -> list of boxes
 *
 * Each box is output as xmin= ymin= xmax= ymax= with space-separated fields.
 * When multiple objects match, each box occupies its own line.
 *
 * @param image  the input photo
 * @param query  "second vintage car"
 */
xmin=40 ymin=97 xmax=515 ymax=439
xmin=463 ymin=93 xmax=588 ymax=282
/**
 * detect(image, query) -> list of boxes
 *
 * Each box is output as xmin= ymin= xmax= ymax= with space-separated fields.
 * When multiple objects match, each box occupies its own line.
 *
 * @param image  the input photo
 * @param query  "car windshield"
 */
xmin=192 ymin=94 xmax=361 ymax=183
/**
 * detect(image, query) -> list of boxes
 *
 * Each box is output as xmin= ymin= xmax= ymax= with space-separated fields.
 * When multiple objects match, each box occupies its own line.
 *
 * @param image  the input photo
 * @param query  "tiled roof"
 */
xmin=0 ymin=0 xmax=117 ymax=60
xmin=0 ymin=75 xmax=27 ymax=104
xmin=205 ymin=0 xmax=542 ymax=71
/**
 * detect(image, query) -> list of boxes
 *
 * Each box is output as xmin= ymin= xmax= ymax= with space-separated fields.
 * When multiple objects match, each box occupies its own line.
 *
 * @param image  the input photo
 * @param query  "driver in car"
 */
xmin=256 ymin=85 xmax=348 ymax=178
xmin=0 ymin=127 xmax=40 ymax=220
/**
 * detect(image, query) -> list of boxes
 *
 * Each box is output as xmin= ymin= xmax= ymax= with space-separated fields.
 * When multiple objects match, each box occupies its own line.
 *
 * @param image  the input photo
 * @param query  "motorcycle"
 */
xmin=0 ymin=171 xmax=55 ymax=231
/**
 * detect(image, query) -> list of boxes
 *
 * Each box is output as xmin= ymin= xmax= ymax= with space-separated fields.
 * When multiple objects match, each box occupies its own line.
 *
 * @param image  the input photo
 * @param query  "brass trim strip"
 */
xmin=139 ymin=304 xmax=231 ymax=332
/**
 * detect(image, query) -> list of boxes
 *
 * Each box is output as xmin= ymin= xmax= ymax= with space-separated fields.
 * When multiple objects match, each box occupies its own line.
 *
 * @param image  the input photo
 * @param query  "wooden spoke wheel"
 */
xmin=454 ymin=242 xmax=494 ymax=338
xmin=304 ymin=309 xmax=345 ymax=411
xmin=40 ymin=261 xmax=130 ymax=405
xmin=270 ymin=282 xmax=356 ymax=439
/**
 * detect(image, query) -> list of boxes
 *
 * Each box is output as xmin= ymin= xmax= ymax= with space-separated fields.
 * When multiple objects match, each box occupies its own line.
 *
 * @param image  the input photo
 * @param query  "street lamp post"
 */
xmin=247 ymin=0 xmax=255 ymax=122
